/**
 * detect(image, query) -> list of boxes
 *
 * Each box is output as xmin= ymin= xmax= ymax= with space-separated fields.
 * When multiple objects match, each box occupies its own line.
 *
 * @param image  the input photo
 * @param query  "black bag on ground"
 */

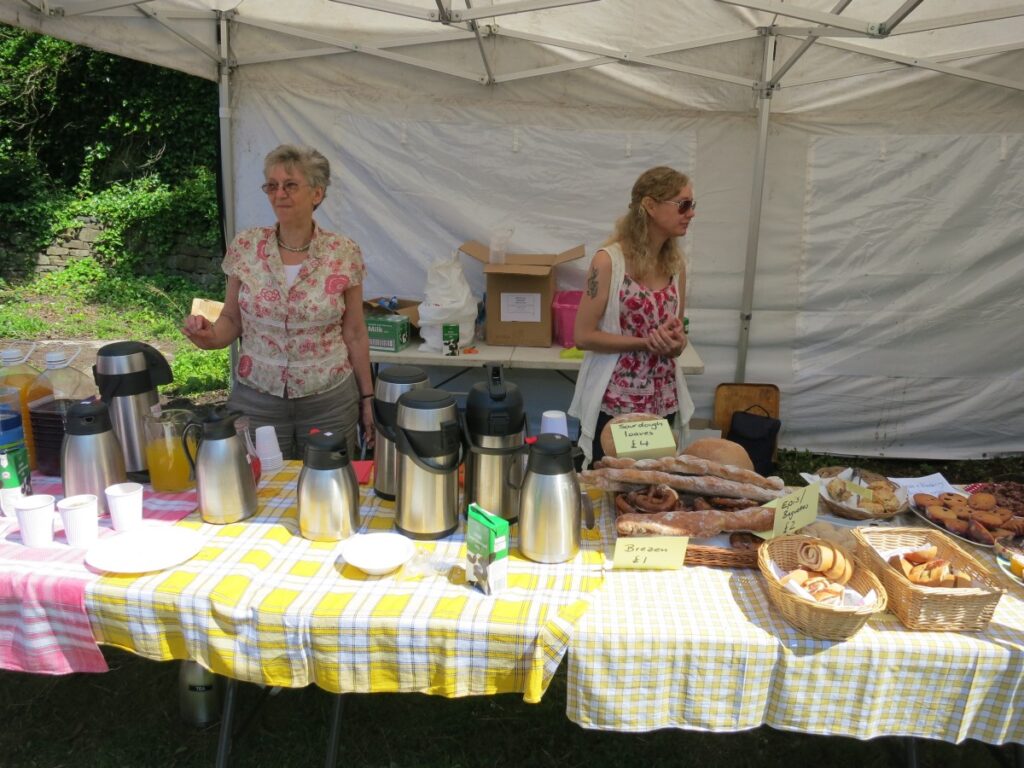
xmin=726 ymin=405 xmax=781 ymax=477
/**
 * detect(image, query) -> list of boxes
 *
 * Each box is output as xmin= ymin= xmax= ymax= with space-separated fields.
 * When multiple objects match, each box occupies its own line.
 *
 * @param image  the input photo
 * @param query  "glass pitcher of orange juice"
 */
xmin=145 ymin=410 xmax=197 ymax=492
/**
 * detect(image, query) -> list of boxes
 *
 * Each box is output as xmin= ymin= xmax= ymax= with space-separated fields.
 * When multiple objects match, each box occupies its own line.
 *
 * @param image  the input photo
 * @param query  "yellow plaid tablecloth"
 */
xmin=84 ymin=463 xmax=606 ymax=702
xmin=567 ymin=505 xmax=1024 ymax=744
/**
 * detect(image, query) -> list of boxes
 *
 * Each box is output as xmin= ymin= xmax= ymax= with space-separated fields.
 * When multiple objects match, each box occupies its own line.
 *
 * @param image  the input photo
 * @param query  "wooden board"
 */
xmin=712 ymin=383 xmax=780 ymax=432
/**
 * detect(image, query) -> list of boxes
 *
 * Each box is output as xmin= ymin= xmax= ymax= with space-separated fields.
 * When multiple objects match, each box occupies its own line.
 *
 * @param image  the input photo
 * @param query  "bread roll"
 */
xmin=681 ymin=438 xmax=754 ymax=471
xmin=904 ymin=545 xmax=938 ymax=565
xmin=599 ymin=412 xmax=668 ymax=458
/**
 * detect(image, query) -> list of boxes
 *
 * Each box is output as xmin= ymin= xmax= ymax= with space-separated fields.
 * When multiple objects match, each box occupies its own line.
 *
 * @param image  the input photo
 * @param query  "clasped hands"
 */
xmin=645 ymin=316 xmax=687 ymax=357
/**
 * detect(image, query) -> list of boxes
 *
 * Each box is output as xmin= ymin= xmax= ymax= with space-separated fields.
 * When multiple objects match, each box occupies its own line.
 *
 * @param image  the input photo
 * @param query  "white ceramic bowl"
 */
xmin=341 ymin=532 xmax=415 ymax=576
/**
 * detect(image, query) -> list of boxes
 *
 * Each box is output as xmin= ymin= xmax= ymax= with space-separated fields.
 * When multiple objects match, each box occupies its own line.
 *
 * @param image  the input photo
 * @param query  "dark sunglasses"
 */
xmin=662 ymin=198 xmax=696 ymax=214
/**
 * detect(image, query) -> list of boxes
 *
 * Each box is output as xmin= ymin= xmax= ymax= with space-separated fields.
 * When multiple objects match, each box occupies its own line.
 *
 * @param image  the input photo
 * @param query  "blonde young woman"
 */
xmin=568 ymin=166 xmax=696 ymax=467
xmin=183 ymin=144 xmax=374 ymax=461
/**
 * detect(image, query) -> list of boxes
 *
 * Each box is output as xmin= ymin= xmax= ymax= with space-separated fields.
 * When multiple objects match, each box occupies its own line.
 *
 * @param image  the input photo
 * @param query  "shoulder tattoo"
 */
xmin=586 ymin=267 xmax=599 ymax=298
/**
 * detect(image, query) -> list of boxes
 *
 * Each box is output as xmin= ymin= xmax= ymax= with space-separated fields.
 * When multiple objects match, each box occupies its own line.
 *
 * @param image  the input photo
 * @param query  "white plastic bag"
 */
xmin=418 ymin=251 xmax=479 ymax=352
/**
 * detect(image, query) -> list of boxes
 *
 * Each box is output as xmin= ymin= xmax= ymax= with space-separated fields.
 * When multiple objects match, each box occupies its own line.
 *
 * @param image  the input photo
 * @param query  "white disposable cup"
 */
xmin=58 ymin=494 xmax=99 ymax=547
xmin=540 ymin=410 xmax=569 ymax=437
xmin=15 ymin=494 xmax=56 ymax=548
xmin=254 ymin=425 xmax=280 ymax=459
xmin=105 ymin=482 xmax=144 ymax=532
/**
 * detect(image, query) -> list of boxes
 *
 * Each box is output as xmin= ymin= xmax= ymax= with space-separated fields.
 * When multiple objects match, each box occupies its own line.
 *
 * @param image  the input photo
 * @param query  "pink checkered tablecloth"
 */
xmin=0 ymin=474 xmax=197 ymax=675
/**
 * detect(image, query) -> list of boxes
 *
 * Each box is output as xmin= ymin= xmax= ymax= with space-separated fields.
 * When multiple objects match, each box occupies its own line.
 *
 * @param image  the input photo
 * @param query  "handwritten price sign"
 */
xmin=612 ymin=536 xmax=688 ymax=569
xmin=611 ymin=419 xmax=676 ymax=459
xmin=755 ymin=483 xmax=820 ymax=540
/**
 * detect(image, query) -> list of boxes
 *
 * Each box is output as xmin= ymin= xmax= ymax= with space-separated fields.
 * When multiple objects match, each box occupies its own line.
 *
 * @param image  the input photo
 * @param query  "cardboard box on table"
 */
xmin=459 ymin=240 xmax=586 ymax=348
xmin=363 ymin=297 xmax=421 ymax=352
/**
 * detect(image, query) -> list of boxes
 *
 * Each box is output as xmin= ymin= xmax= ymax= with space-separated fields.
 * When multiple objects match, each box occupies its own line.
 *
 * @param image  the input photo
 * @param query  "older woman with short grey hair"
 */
xmin=183 ymin=143 xmax=374 ymax=461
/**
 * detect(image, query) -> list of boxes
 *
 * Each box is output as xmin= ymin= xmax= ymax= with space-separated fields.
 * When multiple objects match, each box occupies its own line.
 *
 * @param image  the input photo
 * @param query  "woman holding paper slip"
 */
xmin=569 ymin=166 xmax=696 ymax=467
xmin=182 ymin=144 xmax=374 ymax=460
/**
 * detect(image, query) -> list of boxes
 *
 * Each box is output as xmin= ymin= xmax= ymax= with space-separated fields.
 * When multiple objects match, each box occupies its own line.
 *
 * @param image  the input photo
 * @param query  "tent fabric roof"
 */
xmin=3 ymin=1 xmax=1024 ymax=459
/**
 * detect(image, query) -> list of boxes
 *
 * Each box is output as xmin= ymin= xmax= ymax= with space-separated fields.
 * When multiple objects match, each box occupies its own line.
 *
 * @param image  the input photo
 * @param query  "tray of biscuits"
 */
xmin=909 ymin=489 xmax=1024 ymax=548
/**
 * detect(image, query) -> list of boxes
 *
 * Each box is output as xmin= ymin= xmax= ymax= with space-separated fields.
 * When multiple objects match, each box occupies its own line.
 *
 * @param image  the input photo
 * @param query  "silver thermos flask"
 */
xmin=178 ymin=660 xmax=221 ymax=727
xmin=297 ymin=430 xmax=360 ymax=541
xmin=514 ymin=433 xmax=594 ymax=564
xmin=181 ymin=410 xmax=258 ymax=525
xmin=61 ymin=400 xmax=127 ymax=514
xmin=393 ymin=388 xmax=464 ymax=540
xmin=464 ymin=365 xmax=525 ymax=522
xmin=372 ymin=365 xmax=429 ymax=500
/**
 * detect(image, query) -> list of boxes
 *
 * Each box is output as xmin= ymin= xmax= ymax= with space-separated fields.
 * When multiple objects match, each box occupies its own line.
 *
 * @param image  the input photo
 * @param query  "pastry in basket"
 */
xmin=779 ymin=568 xmax=846 ymax=606
xmin=796 ymin=540 xmax=853 ymax=585
xmin=887 ymin=548 xmax=973 ymax=588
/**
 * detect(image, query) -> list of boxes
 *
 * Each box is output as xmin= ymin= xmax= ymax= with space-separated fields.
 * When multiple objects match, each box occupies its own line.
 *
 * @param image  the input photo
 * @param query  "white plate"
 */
xmin=341 ymin=532 xmax=414 ymax=576
xmin=86 ymin=525 xmax=205 ymax=573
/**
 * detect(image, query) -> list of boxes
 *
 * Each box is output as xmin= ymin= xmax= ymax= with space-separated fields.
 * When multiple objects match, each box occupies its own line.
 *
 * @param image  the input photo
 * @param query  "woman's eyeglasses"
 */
xmin=662 ymin=198 xmax=696 ymax=214
xmin=261 ymin=181 xmax=308 ymax=195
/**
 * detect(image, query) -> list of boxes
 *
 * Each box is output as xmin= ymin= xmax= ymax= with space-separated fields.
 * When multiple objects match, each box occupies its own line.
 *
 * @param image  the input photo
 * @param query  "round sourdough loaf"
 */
xmin=682 ymin=437 xmax=754 ymax=471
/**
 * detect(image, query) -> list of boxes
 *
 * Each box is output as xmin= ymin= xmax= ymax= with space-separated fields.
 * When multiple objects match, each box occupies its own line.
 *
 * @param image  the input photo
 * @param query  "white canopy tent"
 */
xmin=3 ymin=0 xmax=1023 ymax=458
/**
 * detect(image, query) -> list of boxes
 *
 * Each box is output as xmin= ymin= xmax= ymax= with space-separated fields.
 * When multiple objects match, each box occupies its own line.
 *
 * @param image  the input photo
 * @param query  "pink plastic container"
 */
xmin=552 ymin=291 xmax=583 ymax=348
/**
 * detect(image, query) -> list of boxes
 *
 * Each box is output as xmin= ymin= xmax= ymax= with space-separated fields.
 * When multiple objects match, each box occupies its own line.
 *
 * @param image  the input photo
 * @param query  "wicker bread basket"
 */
xmin=852 ymin=527 xmax=1004 ymax=631
xmin=686 ymin=542 xmax=759 ymax=569
xmin=757 ymin=535 xmax=887 ymax=641
xmin=815 ymin=466 xmax=909 ymax=521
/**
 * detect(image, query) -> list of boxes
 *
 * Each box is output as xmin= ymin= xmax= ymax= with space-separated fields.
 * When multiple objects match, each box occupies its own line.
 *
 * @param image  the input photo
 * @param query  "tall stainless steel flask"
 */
xmin=93 ymin=341 xmax=173 ymax=476
xmin=61 ymin=400 xmax=127 ymax=514
xmin=514 ymin=433 xmax=594 ymax=564
xmin=178 ymin=660 xmax=221 ymax=727
xmin=372 ymin=365 xmax=429 ymax=500
xmin=464 ymin=365 xmax=525 ymax=521
xmin=393 ymin=388 xmax=463 ymax=539
xmin=298 ymin=430 xmax=360 ymax=541
xmin=182 ymin=410 xmax=258 ymax=525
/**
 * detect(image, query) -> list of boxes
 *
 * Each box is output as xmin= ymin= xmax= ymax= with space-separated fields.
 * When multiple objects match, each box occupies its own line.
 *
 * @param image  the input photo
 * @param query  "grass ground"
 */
xmin=0 ymin=646 xmax=1018 ymax=768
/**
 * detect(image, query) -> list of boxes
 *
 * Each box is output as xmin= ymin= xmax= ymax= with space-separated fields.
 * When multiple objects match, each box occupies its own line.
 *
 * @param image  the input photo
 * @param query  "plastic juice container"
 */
xmin=0 ymin=343 xmax=40 ymax=470
xmin=26 ymin=346 xmax=97 ymax=477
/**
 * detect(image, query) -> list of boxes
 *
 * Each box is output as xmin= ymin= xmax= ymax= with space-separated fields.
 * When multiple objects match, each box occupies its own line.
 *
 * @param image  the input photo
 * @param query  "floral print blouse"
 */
xmin=600 ymin=274 xmax=680 ymax=417
xmin=222 ymin=224 xmax=366 ymax=398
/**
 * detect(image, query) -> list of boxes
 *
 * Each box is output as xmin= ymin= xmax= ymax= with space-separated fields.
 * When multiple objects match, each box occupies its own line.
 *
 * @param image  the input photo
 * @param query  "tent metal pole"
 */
xmin=218 ymin=12 xmax=234 ymax=242
xmin=734 ymin=30 xmax=776 ymax=384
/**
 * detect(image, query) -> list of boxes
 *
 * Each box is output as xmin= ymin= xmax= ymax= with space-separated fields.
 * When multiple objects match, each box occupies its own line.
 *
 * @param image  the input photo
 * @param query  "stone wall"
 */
xmin=33 ymin=217 xmax=222 ymax=287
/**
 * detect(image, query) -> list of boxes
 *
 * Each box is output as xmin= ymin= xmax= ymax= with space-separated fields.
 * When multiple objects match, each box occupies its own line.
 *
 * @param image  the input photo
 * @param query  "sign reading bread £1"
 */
xmin=611 ymin=418 xmax=676 ymax=459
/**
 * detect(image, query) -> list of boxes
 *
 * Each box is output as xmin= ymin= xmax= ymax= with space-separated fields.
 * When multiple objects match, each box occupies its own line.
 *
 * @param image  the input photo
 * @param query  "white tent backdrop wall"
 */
xmin=2 ymin=0 xmax=1023 ymax=458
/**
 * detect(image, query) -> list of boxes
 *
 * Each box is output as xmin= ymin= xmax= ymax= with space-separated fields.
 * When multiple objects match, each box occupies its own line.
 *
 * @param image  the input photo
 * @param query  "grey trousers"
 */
xmin=227 ymin=375 xmax=360 ymax=461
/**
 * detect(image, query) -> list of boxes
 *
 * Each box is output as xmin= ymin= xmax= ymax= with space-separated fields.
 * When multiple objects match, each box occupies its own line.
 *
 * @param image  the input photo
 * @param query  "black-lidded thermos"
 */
xmin=372 ymin=365 xmax=429 ymax=500
xmin=463 ymin=365 xmax=526 ymax=522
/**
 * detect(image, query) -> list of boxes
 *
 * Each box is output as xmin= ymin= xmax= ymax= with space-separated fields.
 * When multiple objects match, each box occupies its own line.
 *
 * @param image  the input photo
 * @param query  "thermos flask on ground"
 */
xmin=178 ymin=660 xmax=221 ymax=727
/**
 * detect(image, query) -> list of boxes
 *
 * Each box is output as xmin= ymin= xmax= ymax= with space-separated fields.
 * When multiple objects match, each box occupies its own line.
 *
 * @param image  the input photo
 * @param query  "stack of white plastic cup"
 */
xmin=540 ymin=410 xmax=569 ymax=437
xmin=254 ymin=425 xmax=283 ymax=473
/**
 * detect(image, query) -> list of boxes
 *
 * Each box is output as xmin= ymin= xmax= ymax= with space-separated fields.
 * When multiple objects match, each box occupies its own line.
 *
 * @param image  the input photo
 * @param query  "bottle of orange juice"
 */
xmin=0 ymin=343 xmax=40 ymax=470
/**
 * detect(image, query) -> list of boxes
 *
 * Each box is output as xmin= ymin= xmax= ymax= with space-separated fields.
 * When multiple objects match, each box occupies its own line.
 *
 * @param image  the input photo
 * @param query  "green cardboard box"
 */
xmin=366 ymin=314 xmax=410 ymax=352
xmin=466 ymin=503 xmax=509 ymax=595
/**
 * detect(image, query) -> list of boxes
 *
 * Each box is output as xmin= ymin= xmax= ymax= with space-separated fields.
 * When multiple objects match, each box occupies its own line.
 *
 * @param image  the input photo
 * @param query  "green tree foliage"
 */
xmin=0 ymin=24 xmax=221 ymax=278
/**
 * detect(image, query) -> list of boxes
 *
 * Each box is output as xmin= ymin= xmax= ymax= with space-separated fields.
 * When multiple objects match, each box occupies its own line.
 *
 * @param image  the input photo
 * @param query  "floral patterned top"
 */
xmin=222 ymin=224 xmax=366 ymax=398
xmin=600 ymin=274 xmax=680 ymax=416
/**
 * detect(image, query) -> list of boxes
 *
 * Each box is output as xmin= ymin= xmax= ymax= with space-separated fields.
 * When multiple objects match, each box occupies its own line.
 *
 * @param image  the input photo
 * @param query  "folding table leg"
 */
xmin=324 ymin=693 xmax=345 ymax=768
xmin=215 ymin=677 xmax=240 ymax=768
xmin=903 ymin=736 xmax=918 ymax=768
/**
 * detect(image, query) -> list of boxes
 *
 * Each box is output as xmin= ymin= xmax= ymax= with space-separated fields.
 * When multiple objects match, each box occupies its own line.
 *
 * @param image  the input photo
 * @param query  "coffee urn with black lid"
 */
xmin=393 ymin=388 xmax=464 ymax=539
xmin=297 ymin=430 xmax=360 ymax=542
xmin=464 ymin=365 xmax=526 ymax=522
xmin=372 ymin=365 xmax=429 ymax=500
xmin=93 ymin=341 xmax=173 ymax=476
